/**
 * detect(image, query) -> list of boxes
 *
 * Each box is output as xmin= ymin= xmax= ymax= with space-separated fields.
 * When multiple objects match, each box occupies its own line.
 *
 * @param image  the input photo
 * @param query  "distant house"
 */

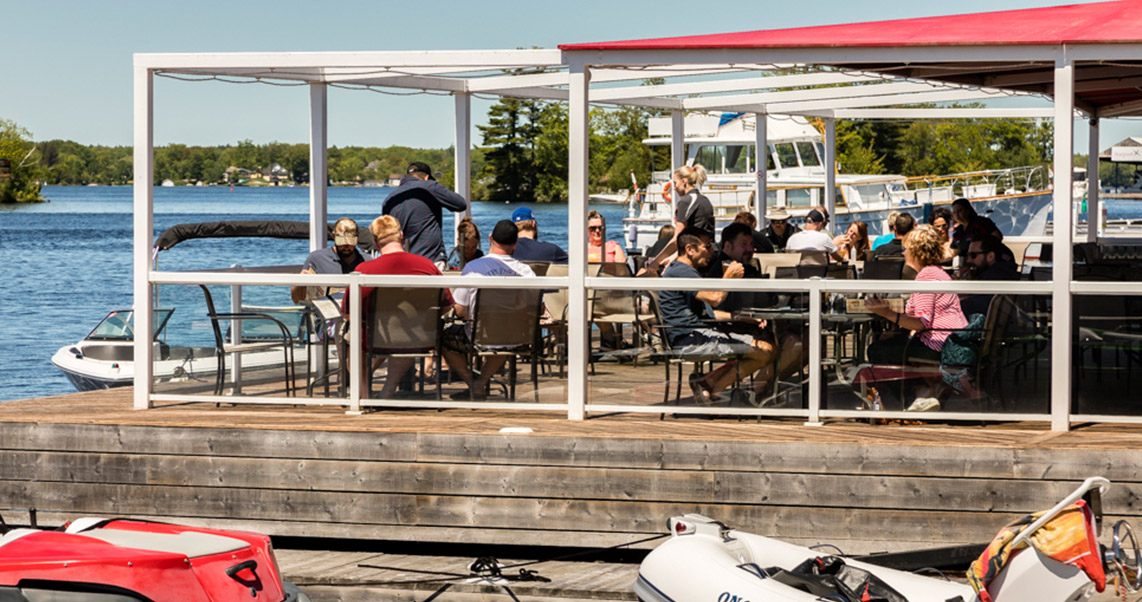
xmin=386 ymin=174 xmax=403 ymax=187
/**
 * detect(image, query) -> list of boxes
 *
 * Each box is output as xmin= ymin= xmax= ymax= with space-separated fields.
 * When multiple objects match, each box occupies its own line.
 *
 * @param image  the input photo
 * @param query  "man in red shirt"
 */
xmin=347 ymin=215 xmax=453 ymax=399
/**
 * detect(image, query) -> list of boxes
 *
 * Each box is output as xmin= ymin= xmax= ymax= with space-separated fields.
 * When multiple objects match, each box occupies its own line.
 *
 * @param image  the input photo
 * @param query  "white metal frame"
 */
xmin=132 ymin=43 xmax=1142 ymax=430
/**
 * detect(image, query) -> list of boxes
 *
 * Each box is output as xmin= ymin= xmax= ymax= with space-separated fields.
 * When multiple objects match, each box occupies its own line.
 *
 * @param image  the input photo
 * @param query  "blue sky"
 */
xmin=2 ymin=0 xmax=1130 ymax=151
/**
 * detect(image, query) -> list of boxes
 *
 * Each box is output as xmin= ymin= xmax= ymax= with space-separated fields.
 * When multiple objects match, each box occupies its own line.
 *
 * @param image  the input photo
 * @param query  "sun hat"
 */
xmin=765 ymin=207 xmax=791 ymax=221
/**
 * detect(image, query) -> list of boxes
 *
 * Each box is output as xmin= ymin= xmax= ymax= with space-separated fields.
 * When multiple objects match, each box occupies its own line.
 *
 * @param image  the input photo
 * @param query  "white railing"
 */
xmin=142 ymin=265 xmax=1142 ymax=426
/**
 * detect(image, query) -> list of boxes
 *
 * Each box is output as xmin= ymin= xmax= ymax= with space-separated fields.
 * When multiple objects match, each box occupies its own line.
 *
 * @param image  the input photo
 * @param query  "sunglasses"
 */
xmin=588 ymin=225 xmax=604 ymax=232
xmin=771 ymin=220 xmax=788 ymax=225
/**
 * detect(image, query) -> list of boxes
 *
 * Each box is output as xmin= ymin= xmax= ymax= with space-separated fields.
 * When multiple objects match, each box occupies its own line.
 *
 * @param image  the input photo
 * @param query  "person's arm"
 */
xmin=612 ymin=241 xmax=627 ymax=263
xmin=695 ymin=263 xmax=743 ymax=308
xmin=423 ymin=180 xmax=468 ymax=212
xmin=290 ymin=267 xmax=316 ymax=304
xmin=865 ymin=298 xmax=925 ymax=331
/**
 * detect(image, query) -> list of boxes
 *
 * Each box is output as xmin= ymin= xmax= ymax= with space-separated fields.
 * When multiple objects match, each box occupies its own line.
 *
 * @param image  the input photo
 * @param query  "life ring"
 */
xmin=662 ymin=181 xmax=672 ymax=203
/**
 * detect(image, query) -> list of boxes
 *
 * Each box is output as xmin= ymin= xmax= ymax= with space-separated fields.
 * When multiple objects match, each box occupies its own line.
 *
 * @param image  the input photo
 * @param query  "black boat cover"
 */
xmin=153 ymin=220 xmax=377 ymax=253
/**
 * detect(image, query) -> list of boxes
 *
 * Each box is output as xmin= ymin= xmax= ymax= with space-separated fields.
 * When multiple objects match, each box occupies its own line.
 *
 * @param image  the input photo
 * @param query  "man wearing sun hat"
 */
xmin=383 ymin=161 xmax=469 ymax=269
xmin=763 ymin=206 xmax=800 ymax=251
xmin=290 ymin=217 xmax=367 ymax=303
xmin=510 ymin=206 xmax=568 ymax=264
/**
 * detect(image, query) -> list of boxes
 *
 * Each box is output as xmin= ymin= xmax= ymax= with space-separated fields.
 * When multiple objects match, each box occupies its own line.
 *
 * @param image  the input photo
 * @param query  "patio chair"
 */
xmin=848 ymin=294 xmax=1013 ymax=412
xmin=540 ymin=263 xmax=570 ymax=378
xmin=471 ymin=287 xmax=545 ymax=401
xmin=590 ymin=261 xmax=654 ymax=366
xmin=199 ymin=285 xmax=298 ymax=397
xmin=365 ymin=287 xmax=446 ymax=399
xmin=523 ymin=261 xmax=551 ymax=276
xmin=861 ymin=258 xmax=905 ymax=280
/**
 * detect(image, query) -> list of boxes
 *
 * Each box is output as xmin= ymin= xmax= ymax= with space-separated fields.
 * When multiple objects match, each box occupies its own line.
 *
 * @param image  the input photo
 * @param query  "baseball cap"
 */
xmin=511 ymin=207 xmax=535 ymax=223
xmin=806 ymin=208 xmax=829 ymax=224
xmin=407 ymin=161 xmax=434 ymax=180
xmin=491 ymin=219 xmax=519 ymax=246
xmin=333 ymin=223 xmax=359 ymax=246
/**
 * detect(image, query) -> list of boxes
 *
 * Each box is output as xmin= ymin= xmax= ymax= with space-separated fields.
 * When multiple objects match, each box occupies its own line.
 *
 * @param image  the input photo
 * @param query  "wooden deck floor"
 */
xmin=3 ymin=376 xmax=1142 ymax=559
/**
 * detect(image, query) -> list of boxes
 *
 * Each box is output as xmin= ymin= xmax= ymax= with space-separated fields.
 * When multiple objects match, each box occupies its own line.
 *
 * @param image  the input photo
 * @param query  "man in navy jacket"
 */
xmin=382 ymin=161 xmax=468 ymax=268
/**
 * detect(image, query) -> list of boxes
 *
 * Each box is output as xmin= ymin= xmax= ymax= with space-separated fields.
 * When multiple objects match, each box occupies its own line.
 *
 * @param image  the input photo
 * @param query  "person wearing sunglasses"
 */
xmin=586 ymin=210 xmax=627 ymax=264
xmin=959 ymin=235 xmax=1020 ymax=317
xmin=762 ymin=207 xmax=799 ymax=251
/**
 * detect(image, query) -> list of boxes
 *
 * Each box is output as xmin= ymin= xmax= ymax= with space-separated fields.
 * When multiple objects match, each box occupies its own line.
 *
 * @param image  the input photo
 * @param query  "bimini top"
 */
xmin=559 ymin=1 xmax=1142 ymax=50
xmin=153 ymin=220 xmax=377 ymax=253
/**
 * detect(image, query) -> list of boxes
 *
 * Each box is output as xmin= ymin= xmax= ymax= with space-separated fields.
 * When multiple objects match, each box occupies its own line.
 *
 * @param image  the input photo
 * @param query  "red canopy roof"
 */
xmin=560 ymin=1 xmax=1142 ymax=116
xmin=560 ymin=1 xmax=1142 ymax=50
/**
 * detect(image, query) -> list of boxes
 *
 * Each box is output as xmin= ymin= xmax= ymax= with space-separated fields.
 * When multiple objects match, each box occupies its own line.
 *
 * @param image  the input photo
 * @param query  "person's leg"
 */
xmin=378 ymin=357 xmax=415 ymax=398
xmin=442 ymin=349 xmax=474 ymax=385
xmin=710 ymin=340 xmax=774 ymax=394
xmin=472 ymin=356 xmax=508 ymax=396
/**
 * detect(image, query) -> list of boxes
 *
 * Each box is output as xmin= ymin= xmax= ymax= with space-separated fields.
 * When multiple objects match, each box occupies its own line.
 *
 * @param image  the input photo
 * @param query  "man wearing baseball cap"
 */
xmin=290 ymin=217 xmax=367 ymax=303
xmin=382 ymin=161 xmax=469 ymax=269
xmin=510 ymin=206 xmax=568 ymax=264
xmin=783 ymin=207 xmax=844 ymax=262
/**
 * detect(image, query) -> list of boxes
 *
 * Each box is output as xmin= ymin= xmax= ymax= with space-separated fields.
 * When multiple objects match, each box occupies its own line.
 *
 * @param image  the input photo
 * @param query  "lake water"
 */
xmin=0 ymin=185 xmax=629 ymax=402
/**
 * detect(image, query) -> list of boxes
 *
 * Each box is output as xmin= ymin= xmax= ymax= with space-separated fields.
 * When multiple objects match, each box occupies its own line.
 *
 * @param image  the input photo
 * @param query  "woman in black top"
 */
xmin=645 ymin=164 xmax=713 ymax=272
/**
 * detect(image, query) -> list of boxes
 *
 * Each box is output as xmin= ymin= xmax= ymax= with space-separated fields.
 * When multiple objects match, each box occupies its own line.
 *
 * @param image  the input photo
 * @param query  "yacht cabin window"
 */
xmin=796 ymin=141 xmax=821 ymax=167
xmin=774 ymin=143 xmax=799 ymax=169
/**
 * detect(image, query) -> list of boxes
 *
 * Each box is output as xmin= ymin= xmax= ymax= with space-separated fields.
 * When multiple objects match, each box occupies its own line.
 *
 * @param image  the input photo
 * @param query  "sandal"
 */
xmin=688 ymin=373 xmax=721 ymax=406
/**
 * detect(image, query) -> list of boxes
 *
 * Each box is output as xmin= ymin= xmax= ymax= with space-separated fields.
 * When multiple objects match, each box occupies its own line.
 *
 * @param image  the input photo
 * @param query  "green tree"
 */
xmin=0 ymin=119 xmax=46 ymax=202
xmin=479 ymin=97 xmax=545 ymax=202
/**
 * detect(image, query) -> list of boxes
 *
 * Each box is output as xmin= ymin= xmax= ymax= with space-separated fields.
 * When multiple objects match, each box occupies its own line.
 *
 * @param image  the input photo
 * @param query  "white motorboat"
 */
xmin=623 ymin=112 xmax=1061 ymax=252
xmin=50 ymin=307 xmax=305 ymax=392
xmin=635 ymin=476 xmax=1138 ymax=602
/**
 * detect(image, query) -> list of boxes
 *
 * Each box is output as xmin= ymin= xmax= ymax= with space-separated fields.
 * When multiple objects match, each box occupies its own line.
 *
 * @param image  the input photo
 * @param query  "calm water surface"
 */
xmin=0 ymin=186 xmax=628 ymax=401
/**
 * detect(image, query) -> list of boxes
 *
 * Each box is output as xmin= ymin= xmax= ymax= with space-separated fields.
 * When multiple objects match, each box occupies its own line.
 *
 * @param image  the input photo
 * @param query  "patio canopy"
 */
xmin=560 ymin=0 xmax=1142 ymax=117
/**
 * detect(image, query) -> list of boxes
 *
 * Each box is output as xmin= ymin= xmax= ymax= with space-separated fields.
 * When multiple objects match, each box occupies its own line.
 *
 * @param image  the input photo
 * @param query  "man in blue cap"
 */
xmin=510 ymin=206 xmax=568 ymax=264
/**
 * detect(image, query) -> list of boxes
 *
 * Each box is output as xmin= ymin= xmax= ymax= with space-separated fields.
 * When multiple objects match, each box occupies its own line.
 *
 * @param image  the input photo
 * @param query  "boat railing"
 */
xmin=140 ymin=261 xmax=1142 ymax=427
xmin=903 ymin=166 xmax=1050 ymax=199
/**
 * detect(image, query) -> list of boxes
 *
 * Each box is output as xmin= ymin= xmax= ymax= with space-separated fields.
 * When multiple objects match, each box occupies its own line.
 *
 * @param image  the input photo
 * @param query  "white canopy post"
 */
xmin=754 ymin=111 xmax=768 ymax=225
xmin=1087 ymin=118 xmax=1100 ymax=243
xmin=132 ymin=64 xmax=155 ymax=410
xmin=566 ymin=61 xmax=591 ymax=421
xmin=671 ymin=109 xmax=685 ymax=172
xmin=1050 ymin=54 xmax=1075 ymax=432
xmin=454 ymin=91 xmax=472 ymax=247
xmin=309 ymin=84 xmax=328 ymax=251
xmin=824 ymin=116 xmax=837 ymax=233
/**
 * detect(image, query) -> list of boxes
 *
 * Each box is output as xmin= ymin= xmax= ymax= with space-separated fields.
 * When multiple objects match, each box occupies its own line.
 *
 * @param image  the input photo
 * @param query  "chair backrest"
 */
xmin=368 ymin=287 xmax=444 ymax=352
xmin=774 ymin=265 xmax=827 ymax=279
xmin=826 ymin=264 xmax=856 ymax=280
xmin=199 ymin=285 xmax=226 ymax=349
xmin=592 ymin=267 xmax=637 ymax=317
xmin=546 ymin=263 xmax=568 ymax=278
xmin=862 ymin=259 xmax=904 ymax=280
xmin=524 ymin=261 xmax=550 ymax=276
xmin=1004 ymin=240 xmax=1031 ymax=270
xmin=755 ymin=253 xmax=803 ymax=278
xmin=598 ymin=261 xmax=632 ymax=277
xmin=473 ymin=287 xmax=543 ymax=348
xmin=798 ymin=250 xmax=829 ymax=266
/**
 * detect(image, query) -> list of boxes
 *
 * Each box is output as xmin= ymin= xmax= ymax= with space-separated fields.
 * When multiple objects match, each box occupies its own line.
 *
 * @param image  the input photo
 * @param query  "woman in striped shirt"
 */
xmin=866 ymin=224 xmax=968 ymax=365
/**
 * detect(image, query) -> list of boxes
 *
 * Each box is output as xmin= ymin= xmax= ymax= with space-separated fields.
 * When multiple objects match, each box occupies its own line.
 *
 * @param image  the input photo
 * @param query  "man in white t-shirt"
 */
xmin=442 ymin=220 xmax=536 ymax=400
xmin=784 ymin=208 xmax=845 ymax=262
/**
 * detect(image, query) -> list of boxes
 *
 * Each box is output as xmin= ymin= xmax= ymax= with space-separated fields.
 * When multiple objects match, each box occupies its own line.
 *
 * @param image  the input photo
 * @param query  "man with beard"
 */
xmin=959 ymin=235 xmax=1019 ymax=317
xmin=659 ymin=226 xmax=774 ymax=405
xmin=290 ymin=217 xmax=367 ymax=303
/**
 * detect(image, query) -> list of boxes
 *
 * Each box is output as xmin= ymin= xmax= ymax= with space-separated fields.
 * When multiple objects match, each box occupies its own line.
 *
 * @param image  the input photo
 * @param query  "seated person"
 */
xmin=784 ymin=208 xmax=844 ymax=262
xmin=865 ymin=225 xmax=968 ymax=407
xmin=871 ymin=211 xmax=900 ymax=250
xmin=510 ymin=207 xmax=568 ymax=264
xmin=702 ymin=221 xmax=765 ymax=312
xmin=949 ymin=197 xmax=1011 ymax=262
xmin=869 ymin=213 xmax=915 ymax=260
xmin=290 ymin=217 xmax=367 ymax=303
xmin=732 ymin=211 xmax=775 ymax=255
xmin=344 ymin=216 xmax=454 ymax=399
xmin=442 ymin=220 xmax=536 ymax=400
xmin=764 ymin=207 xmax=800 ymax=251
xmin=959 ymin=234 xmax=1020 ymax=317
xmin=587 ymin=210 xmax=627 ymax=264
xmin=446 ymin=217 xmax=483 ymax=270
xmin=645 ymin=224 xmax=675 ymax=262
xmin=660 ymin=226 xmax=775 ymax=405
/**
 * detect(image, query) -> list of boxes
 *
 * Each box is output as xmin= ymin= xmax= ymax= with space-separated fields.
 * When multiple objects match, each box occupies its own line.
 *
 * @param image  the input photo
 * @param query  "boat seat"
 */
xmin=0 ymin=528 xmax=42 ymax=549
xmin=82 ymin=528 xmax=249 ymax=558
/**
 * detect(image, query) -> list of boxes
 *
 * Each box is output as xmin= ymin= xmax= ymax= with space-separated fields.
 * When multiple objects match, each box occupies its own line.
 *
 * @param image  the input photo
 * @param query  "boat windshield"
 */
xmin=86 ymin=309 xmax=174 ymax=341
xmin=796 ymin=142 xmax=821 ymax=167
xmin=774 ymin=143 xmax=799 ymax=169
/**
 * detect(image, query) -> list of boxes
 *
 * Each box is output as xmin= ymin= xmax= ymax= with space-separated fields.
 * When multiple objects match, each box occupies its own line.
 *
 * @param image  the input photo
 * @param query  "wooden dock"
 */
xmin=2 ymin=378 xmax=1142 ymax=573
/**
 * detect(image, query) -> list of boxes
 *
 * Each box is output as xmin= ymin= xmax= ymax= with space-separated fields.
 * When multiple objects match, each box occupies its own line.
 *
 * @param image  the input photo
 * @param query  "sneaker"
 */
xmin=905 ymin=397 xmax=941 ymax=412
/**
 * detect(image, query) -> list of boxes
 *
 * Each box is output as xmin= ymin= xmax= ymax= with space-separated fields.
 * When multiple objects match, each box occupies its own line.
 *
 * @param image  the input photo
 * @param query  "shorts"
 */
xmin=442 ymin=323 xmax=474 ymax=353
xmin=671 ymin=328 xmax=756 ymax=356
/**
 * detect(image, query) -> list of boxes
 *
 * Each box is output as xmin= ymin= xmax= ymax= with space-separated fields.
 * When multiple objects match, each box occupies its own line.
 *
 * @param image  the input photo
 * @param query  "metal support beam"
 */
xmin=671 ymin=110 xmax=685 ymax=172
xmin=567 ymin=62 xmax=591 ymax=421
xmin=454 ymin=92 xmax=472 ymax=247
xmin=132 ymin=66 xmax=154 ymax=410
xmin=824 ymin=117 xmax=837 ymax=234
xmin=754 ymin=112 xmax=768 ymax=225
xmin=309 ymin=84 xmax=328 ymax=252
xmin=1087 ymin=118 xmax=1100 ymax=243
xmin=1050 ymin=56 xmax=1075 ymax=432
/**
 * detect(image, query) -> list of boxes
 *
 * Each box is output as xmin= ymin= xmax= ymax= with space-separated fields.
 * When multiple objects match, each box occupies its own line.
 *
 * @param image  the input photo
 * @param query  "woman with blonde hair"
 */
xmin=865 ymin=225 xmax=968 ymax=408
xmin=587 ymin=210 xmax=627 ymax=264
xmin=645 ymin=164 xmax=712 ymax=271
